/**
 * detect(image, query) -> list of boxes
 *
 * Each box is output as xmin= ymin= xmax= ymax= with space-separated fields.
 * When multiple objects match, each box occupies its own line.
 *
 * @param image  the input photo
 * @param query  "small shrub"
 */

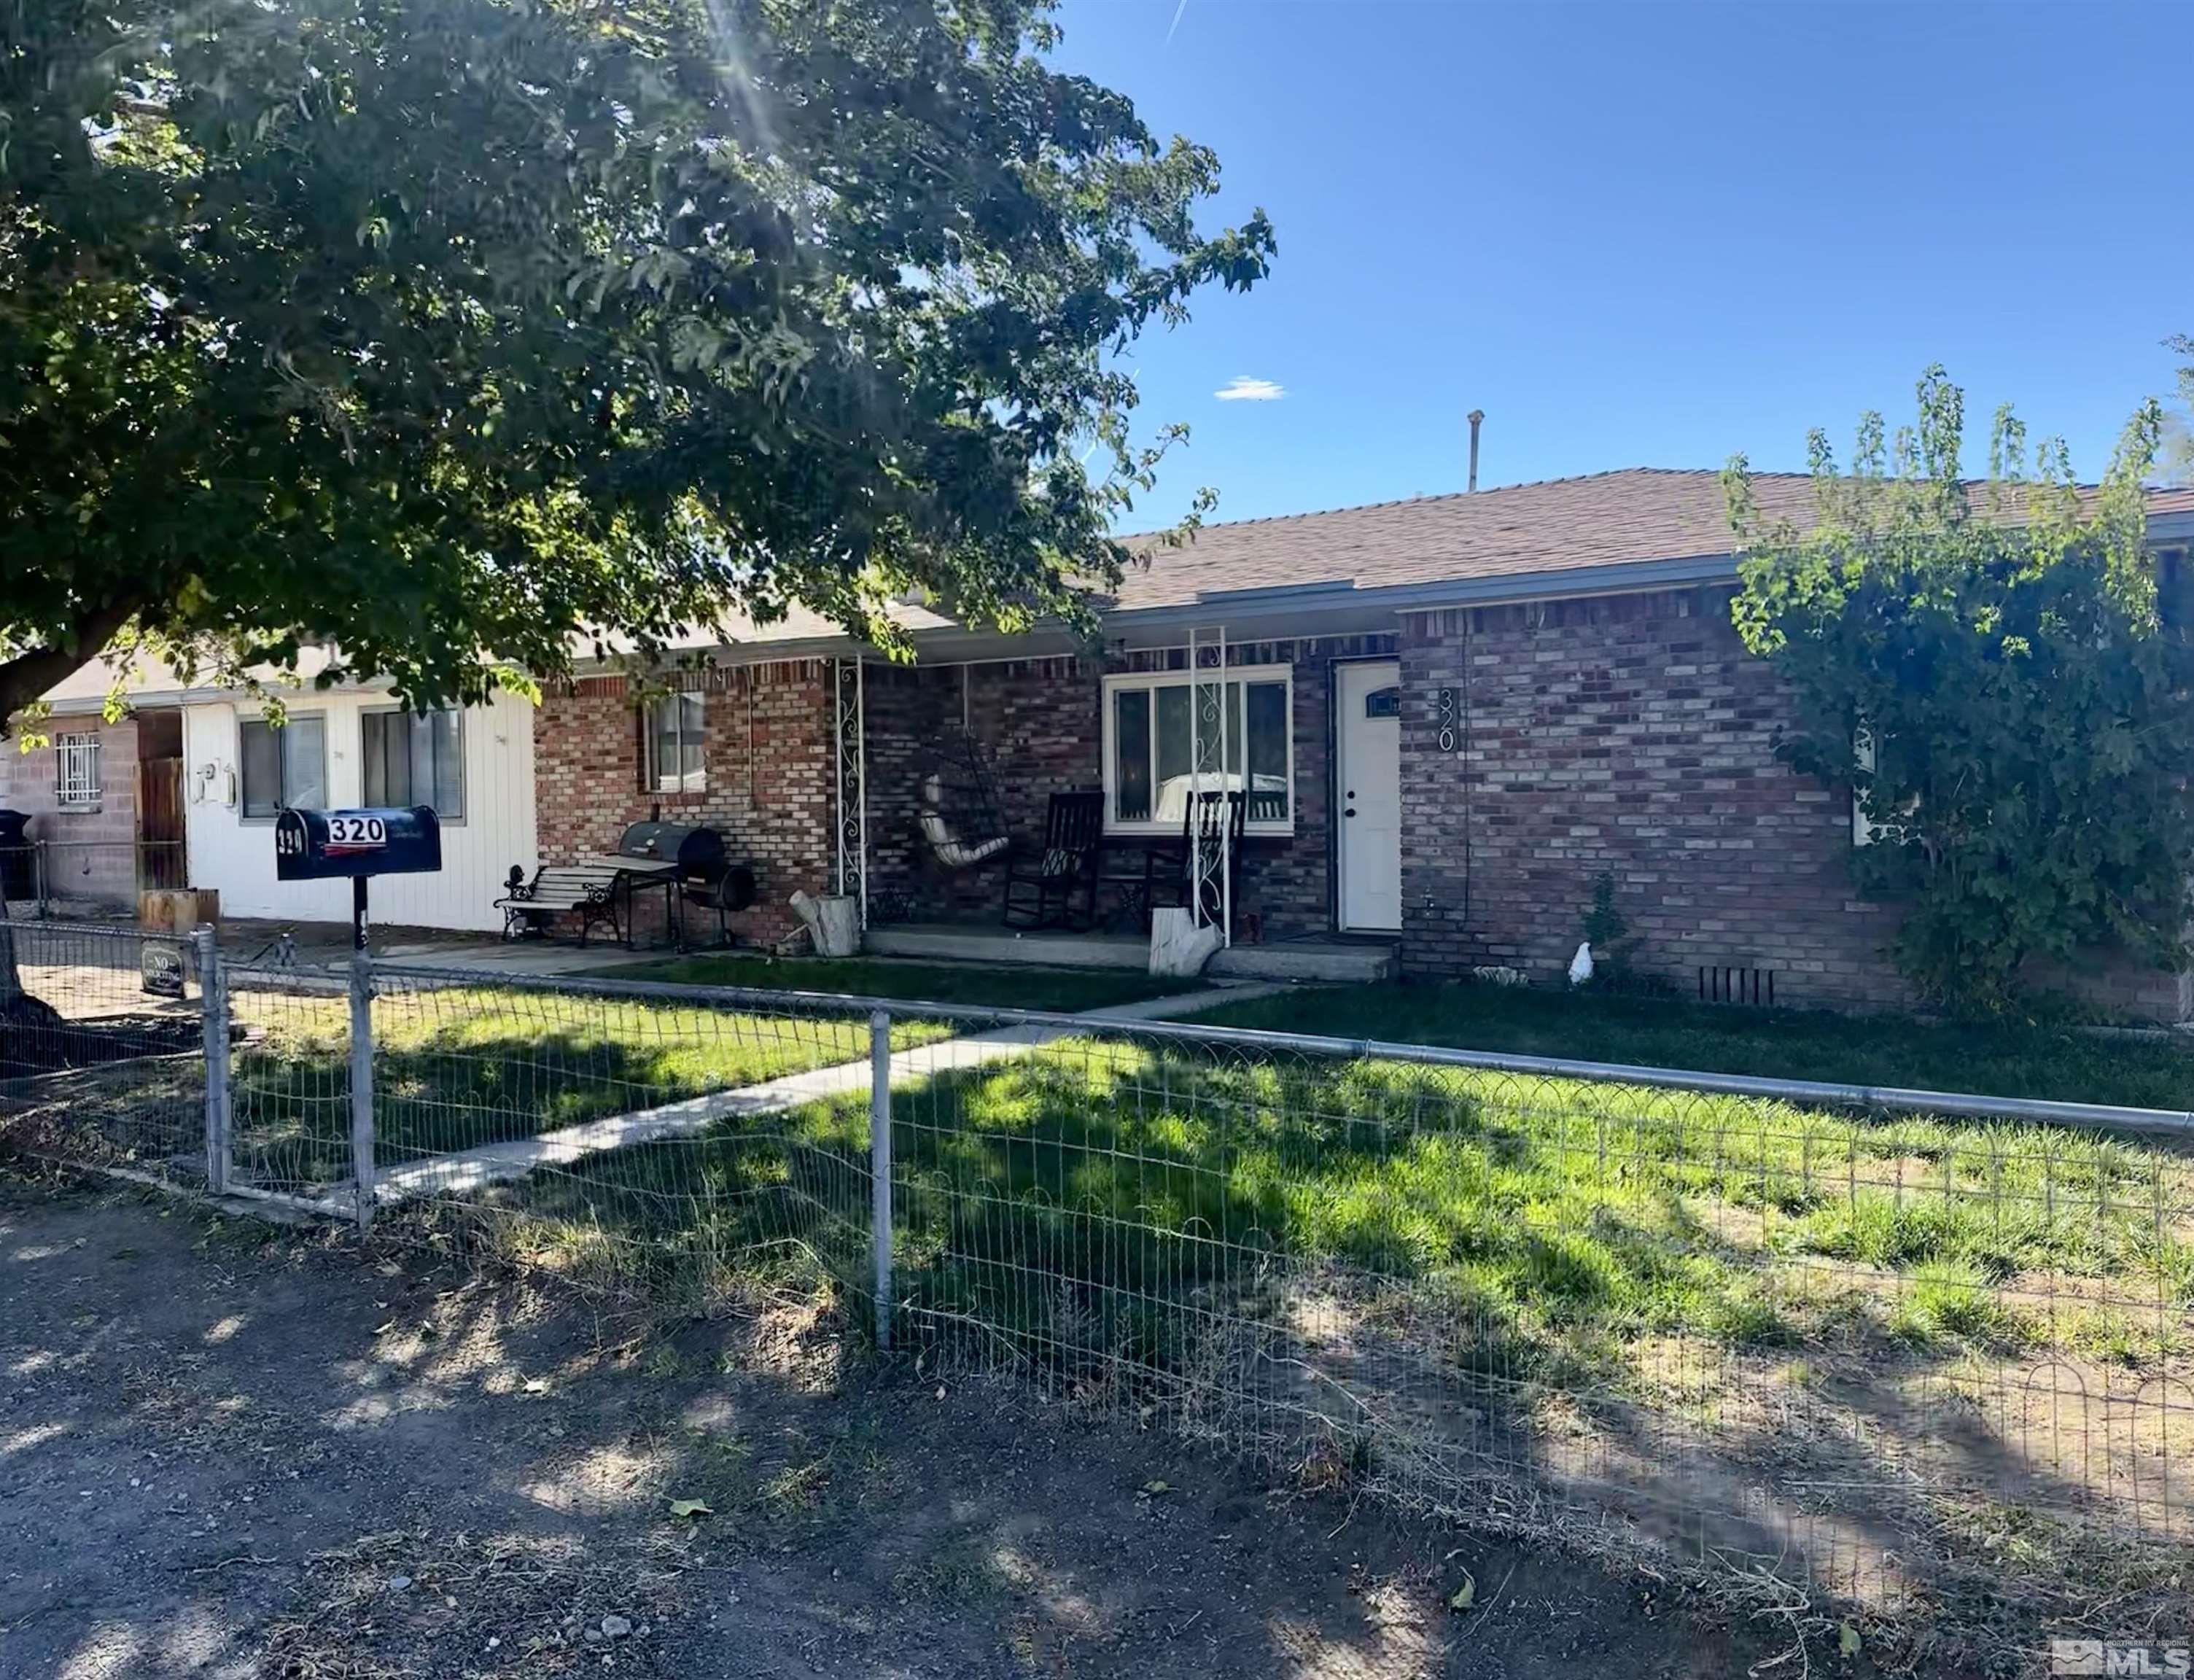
xmin=1703 ymin=1286 xmax=1793 ymax=1348
xmin=1573 ymin=872 xmax=1678 ymax=998
xmin=1890 ymin=1257 xmax=2022 ymax=1348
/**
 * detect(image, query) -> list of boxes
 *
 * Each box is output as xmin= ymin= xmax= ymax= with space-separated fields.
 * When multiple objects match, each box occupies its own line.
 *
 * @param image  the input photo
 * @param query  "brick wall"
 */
xmin=532 ymin=663 xmax=834 ymax=943
xmin=0 ymin=718 xmax=141 ymax=908
xmin=534 ymin=599 xmax=2186 ymax=1016
xmin=864 ymin=656 xmax=1108 ymax=925
xmin=1396 ymin=587 xmax=2186 ymax=1019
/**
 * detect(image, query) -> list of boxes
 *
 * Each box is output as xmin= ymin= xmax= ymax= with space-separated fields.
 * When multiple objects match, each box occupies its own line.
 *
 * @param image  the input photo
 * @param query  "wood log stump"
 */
xmin=1148 ymin=907 xmax=1222 ymax=978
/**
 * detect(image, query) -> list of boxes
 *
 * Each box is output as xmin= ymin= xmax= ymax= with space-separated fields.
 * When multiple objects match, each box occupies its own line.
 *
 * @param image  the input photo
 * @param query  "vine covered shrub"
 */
xmin=1724 ymin=368 xmax=2194 ymax=1016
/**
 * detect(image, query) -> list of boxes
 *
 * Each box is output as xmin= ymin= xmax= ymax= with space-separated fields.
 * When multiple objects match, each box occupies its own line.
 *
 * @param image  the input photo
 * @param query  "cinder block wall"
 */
xmin=1396 ymin=586 xmax=2187 ymax=1019
xmin=0 ymin=718 xmax=141 ymax=908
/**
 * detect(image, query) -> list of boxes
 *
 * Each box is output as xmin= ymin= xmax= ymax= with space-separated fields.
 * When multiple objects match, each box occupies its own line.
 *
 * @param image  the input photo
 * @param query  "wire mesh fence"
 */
xmin=879 ymin=1024 xmax=2194 ymax=1614
xmin=346 ymin=965 xmax=903 ymax=1304
xmin=4 ymin=932 xmax=2190 ymax=1624
xmin=0 ymin=839 xmax=189 ymax=913
xmin=223 ymin=962 xmax=354 ymax=1205
xmin=0 ymin=917 xmax=205 ymax=1184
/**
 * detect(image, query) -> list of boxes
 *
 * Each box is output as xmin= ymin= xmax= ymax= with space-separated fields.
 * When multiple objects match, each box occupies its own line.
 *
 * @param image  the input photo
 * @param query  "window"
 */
xmin=362 ymin=709 xmax=464 ymax=820
xmin=1102 ymin=666 xmax=1293 ymax=833
xmin=238 ymin=715 xmax=327 ymax=819
xmin=2162 ymin=548 xmax=2190 ymax=629
xmin=643 ymin=692 xmax=707 ymax=793
xmin=54 ymin=733 xmax=101 ymax=809
xmin=1849 ymin=723 xmax=1918 ymax=847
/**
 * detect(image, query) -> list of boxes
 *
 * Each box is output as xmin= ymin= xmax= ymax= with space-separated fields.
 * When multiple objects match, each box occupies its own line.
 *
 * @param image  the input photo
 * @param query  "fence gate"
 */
xmin=200 ymin=934 xmax=361 ymax=1218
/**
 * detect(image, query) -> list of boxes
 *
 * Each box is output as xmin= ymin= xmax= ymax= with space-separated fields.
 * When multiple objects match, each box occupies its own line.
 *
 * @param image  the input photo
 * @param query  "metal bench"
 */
xmin=495 ymin=861 xmax=634 ymax=945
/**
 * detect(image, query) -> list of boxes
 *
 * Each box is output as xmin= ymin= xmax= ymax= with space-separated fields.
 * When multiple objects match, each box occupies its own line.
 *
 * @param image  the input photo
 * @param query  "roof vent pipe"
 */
xmin=1467 ymin=409 xmax=1485 ymax=493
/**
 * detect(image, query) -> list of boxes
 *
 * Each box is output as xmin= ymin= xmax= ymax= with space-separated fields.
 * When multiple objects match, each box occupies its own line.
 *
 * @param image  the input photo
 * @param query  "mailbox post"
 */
xmin=273 ymin=807 xmax=444 ymax=952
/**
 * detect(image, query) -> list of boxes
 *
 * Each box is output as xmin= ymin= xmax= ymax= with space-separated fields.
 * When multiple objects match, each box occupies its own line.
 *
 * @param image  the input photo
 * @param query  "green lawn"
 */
xmin=222 ymin=984 xmax=949 ymax=1188
xmin=303 ymin=982 xmax=2194 ymax=1594
xmin=215 ymin=952 xmax=1187 ymax=1194
xmin=1188 ymin=980 xmax=2194 ymax=1111
xmin=462 ymin=1031 xmax=2194 ymax=1374
xmin=582 ymin=954 xmax=1195 ymax=1014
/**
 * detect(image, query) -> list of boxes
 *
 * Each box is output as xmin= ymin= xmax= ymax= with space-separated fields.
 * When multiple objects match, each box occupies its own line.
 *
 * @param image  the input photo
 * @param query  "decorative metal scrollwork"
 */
xmin=834 ymin=659 xmax=867 ymax=928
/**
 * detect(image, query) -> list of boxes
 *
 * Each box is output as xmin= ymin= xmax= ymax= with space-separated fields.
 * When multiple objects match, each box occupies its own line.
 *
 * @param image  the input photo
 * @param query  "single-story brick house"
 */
xmin=537 ymin=469 xmax=2194 ymax=1018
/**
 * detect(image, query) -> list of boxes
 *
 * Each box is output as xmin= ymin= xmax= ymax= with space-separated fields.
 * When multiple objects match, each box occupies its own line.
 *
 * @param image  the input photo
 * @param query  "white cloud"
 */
xmin=1214 ymin=376 xmax=1285 ymax=402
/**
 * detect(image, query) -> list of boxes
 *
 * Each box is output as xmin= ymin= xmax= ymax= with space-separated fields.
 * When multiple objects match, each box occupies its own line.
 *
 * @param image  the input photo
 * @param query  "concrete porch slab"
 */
xmin=863 ymin=922 xmax=1395 ymax=984
xmin=1209 ymin=941 xmax=1396 ymax=984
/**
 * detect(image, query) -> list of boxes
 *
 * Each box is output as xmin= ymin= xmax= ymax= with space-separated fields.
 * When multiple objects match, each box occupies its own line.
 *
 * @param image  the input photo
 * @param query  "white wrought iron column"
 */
xmin=833 ymin=658 xmax=868 ymax=930
xmin=1186 ymin=623 xmax=1232 ymax=947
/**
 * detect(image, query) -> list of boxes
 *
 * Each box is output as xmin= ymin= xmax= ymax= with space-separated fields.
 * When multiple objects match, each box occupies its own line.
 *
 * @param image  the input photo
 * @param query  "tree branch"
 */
xmin=0 ymin=602 xmax=141 ymax=738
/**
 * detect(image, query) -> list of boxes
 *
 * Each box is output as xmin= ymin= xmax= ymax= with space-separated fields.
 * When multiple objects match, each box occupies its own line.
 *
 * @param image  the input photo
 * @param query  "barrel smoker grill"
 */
xmin=617 ymin=820 xmax=757 ymax=945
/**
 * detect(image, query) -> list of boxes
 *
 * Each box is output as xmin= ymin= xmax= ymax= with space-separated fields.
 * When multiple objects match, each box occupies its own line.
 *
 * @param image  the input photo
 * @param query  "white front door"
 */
xmin=1337 ymin=661 xmax=1403 ymax=932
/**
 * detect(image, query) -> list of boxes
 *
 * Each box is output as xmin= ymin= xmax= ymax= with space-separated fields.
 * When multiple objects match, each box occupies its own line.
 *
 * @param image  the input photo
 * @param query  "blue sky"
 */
xmin=1049 ymin=1 xmax=2190 ymax=529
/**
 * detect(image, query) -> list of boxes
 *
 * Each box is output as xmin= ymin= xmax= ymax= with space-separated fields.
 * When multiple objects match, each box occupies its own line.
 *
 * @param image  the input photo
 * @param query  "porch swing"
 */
xmin=914 ymin=727 xmax=1012 ymax=871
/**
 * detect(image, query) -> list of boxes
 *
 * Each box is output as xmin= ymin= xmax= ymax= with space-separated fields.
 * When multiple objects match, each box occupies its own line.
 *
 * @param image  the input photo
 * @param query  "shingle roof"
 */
xmin=36 ymin=470 xmax=2194 ymax=709
xmin=1105 ymin=469 xmax=2194 ymax=612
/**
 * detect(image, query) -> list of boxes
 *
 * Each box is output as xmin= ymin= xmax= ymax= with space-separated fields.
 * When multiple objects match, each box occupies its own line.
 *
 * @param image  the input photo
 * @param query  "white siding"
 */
xmin=179 ymin=691 xmax=537 ymax=933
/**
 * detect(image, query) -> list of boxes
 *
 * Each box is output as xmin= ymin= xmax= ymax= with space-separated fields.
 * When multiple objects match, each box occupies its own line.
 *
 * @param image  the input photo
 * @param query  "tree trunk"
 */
xmin=0 ymin=885 xmax=22 ymax=1005
xmin=0 ymin=601 xmax=140 ymax=742
xmin=0 ymin=885 xmax=64 ymax=1033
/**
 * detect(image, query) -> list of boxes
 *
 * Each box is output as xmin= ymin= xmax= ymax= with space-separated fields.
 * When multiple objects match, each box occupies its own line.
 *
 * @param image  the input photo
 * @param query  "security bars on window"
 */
xmin=53 ymin=733 xmax=100 ymax=809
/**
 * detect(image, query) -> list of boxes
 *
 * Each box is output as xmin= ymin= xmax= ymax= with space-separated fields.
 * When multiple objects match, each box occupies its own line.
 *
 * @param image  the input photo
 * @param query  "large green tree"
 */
xmin=0 ymin=0 xmax=1273 ymax=731
xmin=1725 ymin=368 xmax=2192 ymax=1016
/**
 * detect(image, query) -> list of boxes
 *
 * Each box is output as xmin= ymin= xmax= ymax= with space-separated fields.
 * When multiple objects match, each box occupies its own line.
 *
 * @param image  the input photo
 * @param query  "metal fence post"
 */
xmin=195 ymin=923 xmax=230 ymax=1193
xmin=869 ymin=1008 xmax=892 ymax=1351
xmin=349 ymin=951 xmax=376 ymax=1232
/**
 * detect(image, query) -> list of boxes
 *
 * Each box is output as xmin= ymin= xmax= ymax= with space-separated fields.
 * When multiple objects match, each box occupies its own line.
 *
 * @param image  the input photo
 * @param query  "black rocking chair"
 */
xmin=1002 ymin=789 xmax=1105 ymax=930
xmin=1148 ymin=789 xmax=1248 ymax=937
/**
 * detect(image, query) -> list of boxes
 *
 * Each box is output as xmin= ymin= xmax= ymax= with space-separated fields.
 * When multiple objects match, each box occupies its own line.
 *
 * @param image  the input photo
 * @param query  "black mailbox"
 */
xmin=275 ymin=807 xmax=443 ymax=880
xmin=273 ymin=806 xmax=443 ymax=952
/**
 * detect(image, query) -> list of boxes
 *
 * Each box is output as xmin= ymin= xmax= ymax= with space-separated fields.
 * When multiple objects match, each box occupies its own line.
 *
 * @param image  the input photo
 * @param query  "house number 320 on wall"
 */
xmin=1436 ymin=688 xmax=1461 ymax=753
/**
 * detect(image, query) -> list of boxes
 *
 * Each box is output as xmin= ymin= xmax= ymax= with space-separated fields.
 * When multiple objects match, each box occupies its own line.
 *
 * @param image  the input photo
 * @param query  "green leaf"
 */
xmin=1728 ymin=370 xmax=2191 ymax=1016
xmin=1838 ymin=1622 xmax=1861 ymax=1658
xmin=667 ymin=1498 xmax=712 ymax=1520
xmin=1448 ymin=1572 xmax=1475 ymax=1611
xmin=0 ymin=0 xmax=1272 ymax=734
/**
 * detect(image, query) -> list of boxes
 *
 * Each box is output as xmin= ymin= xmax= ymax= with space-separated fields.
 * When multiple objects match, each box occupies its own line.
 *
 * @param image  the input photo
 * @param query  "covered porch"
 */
xmin=534 ymin=597 xmax=1407 ymax=967
xmin=831 ymin=618 xmax=1405 ymax=971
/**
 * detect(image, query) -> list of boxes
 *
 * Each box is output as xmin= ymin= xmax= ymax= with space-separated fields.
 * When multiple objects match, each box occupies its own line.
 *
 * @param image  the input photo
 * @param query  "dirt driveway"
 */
xmin=0 ymin=1173 xmax=1881 ymax=1679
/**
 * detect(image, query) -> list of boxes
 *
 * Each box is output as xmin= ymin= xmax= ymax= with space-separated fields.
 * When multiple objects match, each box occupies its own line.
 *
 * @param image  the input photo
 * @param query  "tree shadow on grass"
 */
xmin=855 ymin=1043 xmax=2193 ymax=1610
xmin=224 ymin=1008 xmax=889 ymax=1189
xmin=375 ymin=1030 xmax=2194 ymax=1619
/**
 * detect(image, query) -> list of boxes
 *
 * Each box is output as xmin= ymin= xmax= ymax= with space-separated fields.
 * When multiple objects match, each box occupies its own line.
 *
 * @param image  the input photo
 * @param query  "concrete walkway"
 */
xmin=373 ymin=938 xmax=669 ymax=978
xmin=365 ymin=981 xmax=1283 ymax=1210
